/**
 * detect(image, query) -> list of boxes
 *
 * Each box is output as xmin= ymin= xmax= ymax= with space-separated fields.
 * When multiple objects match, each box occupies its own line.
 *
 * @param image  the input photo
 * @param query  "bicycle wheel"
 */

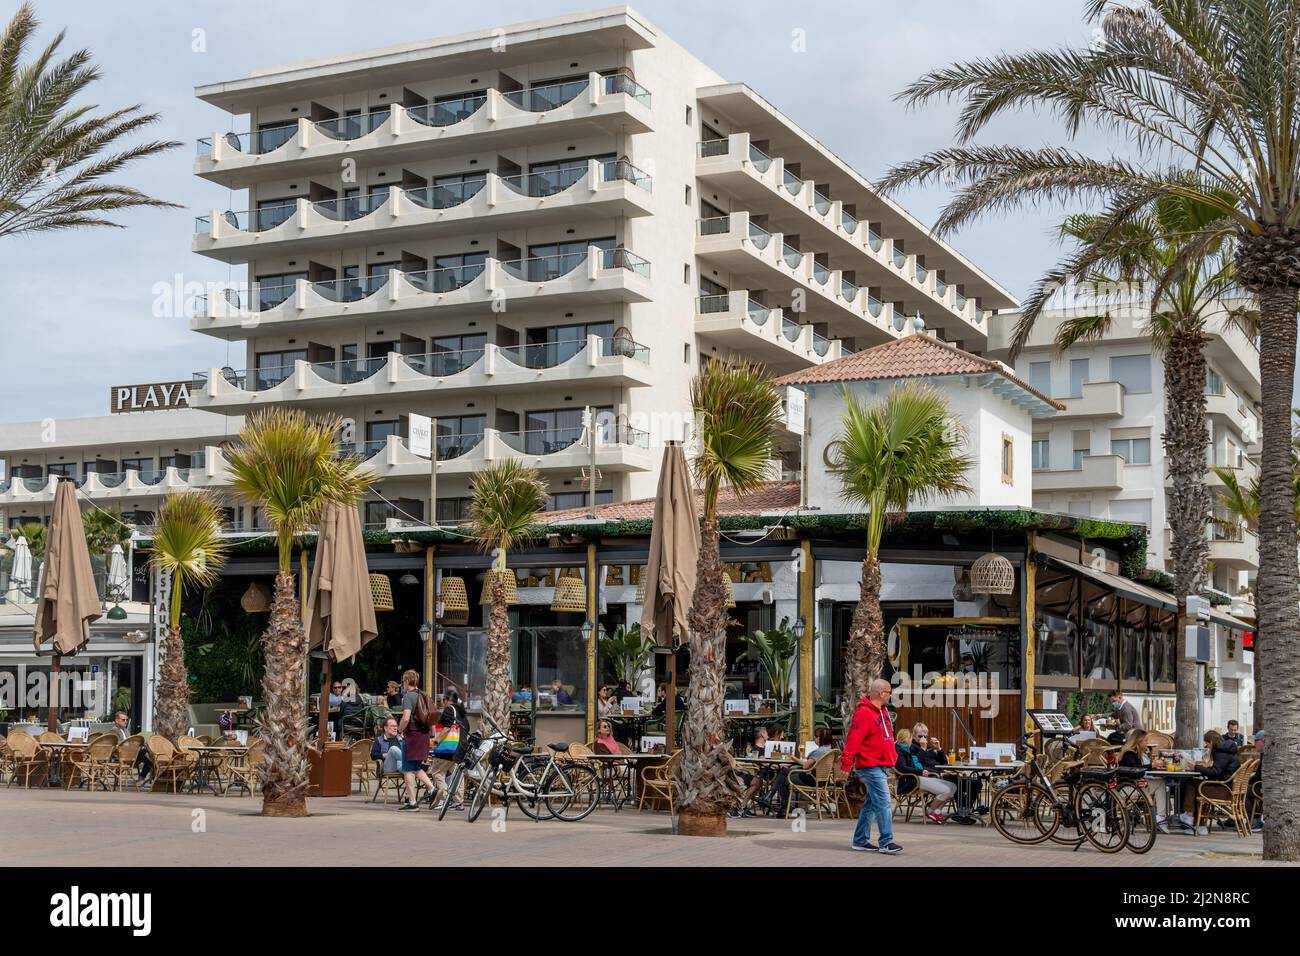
xmin=1075 ymin=782 xmax=1130 ymax=853
xmin=1047 ymin=781 xmax=1086 ymax=847
xmin=438 ymin=766 xmax=465 ymax=821
xmin=546 ymin=763 xmax=600 ymax=822
xmin=991 ymin=782 xmax=1060 ymax=844
xmin=511 ymin=756 xmax=555 ymax=821
xmin=467 ymin=769 xmax=494 ymax=823
xmin=1117 ymin=782 xmax=1158 ymax=854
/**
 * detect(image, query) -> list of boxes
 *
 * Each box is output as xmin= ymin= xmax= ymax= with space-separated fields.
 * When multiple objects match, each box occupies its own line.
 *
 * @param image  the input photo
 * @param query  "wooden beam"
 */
xmin=798 ymin=539 xmax=815 ymax=742
xmin=1024 ymin=532 xmax=1036 ymax=734
xmin=586 ymin=541 xmax=598 ymax=742
xmin=424 ymin=545 xmax=435 ymax=694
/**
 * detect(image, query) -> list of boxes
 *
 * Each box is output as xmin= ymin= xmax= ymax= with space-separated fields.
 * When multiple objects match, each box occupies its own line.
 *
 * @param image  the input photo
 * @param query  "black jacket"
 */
xmin=894 ymin=742 xmax=925 ymax=794
xmin=911 ymin=742 xmax=947 ymax=772
xmin=1199 ymin=739 xmax=1240 ymax=781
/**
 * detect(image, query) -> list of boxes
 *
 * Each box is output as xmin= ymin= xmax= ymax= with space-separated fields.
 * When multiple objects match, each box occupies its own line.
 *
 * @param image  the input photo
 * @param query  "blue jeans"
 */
xmin=852 ymin=767 xmax=894 ymax=847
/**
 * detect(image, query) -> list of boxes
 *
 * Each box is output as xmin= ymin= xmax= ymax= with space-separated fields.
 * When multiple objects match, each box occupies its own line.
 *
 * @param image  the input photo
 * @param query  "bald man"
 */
xmin=842 ymin=679 xmax=902 ymax=855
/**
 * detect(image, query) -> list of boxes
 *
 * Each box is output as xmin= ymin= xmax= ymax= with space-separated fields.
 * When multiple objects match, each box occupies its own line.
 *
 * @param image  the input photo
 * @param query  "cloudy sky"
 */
xmin=2 ymin=0 xmax=1131 ymax=422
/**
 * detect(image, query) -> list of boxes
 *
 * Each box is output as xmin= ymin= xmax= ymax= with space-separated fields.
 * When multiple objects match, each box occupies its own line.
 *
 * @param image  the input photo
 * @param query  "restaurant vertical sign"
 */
xmin=110 ymin=382 xmax=192 ymax=414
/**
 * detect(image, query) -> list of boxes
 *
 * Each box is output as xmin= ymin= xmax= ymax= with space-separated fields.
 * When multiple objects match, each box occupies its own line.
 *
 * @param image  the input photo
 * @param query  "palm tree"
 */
xmin=148 ymin=492 xmax=227 ymax=741
xmin=224 ymin=409 xmax=374 ymax=817
xmin=680 ymin=358 xmax=782 ymax=837
xmin=0 ymin=3 xmax=179 ymax=238
xmin=1046 ymin=193 xmax=1255 ymax=747
xmin=879 ymin=0 xmax=1300 ymax=862
xmin=826 ymin=384 xmax=972 ymax=715
xmin=468 ymin=460 xmax=547 ymax=735
xmin=81 ymin=506 xmax=132 ymax=599
xmin=9 ymin=521 xmax=45 ymax=560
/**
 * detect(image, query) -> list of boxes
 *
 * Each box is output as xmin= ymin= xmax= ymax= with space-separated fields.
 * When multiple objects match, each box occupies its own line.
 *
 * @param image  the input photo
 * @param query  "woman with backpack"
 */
xmin=397 ymin=669 xmax=435 ymax=811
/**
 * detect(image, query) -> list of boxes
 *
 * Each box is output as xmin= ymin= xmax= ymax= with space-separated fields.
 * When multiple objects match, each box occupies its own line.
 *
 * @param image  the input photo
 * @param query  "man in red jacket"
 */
xmin=842 ymin=678 xmax=902 ymax=854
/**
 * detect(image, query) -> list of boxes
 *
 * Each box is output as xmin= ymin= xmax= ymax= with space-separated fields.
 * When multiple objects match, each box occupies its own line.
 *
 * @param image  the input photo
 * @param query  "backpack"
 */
xmin=413 ymin=691 xmax=439 ymax=731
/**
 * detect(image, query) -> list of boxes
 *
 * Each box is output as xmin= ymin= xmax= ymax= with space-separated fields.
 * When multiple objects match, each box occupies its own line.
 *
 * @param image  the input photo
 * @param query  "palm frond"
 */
xmin=469 ymin=459 xmax=548 ymax=556
xmin=149 ymin=491 xmax=228 ymax=627
xmin=690 ymin=358 xmax=783 ymax=518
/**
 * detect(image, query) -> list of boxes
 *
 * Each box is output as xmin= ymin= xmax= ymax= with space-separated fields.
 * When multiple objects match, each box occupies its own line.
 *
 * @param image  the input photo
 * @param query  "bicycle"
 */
xmin=990 ymin=735 xmax=1130 ymax=853
xmin=439 ymin=714 xmax=600 ymax=823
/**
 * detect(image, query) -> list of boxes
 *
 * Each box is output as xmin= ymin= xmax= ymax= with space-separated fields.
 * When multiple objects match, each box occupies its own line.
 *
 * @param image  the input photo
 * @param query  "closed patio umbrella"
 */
xmin=6 ymin=535 xmax=32 ymax=604
xmin=306 ymin=502 xmax=378 ymax=746
xmin=106 ymin=543 xmax=129 ymax=601
xmin=640 ymin=443 xmax=699 ymax=749
xmin=34 ymin=480 xmax=102 ymax=731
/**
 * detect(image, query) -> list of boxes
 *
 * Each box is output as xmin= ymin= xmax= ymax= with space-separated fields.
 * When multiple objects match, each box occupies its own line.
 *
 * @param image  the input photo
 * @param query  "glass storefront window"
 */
xmin=1151 ymin=612 xmax=1177 ymax=684
xmin=1121 ymin=601 xmax=1148 ymax=683
xmin=434 ymin=625 xmax=585 ymax=714
xmin=531 ymin=626 xmax=586 ymax=713
xmin=1083 ymin=591 xmax=1117 ymax=680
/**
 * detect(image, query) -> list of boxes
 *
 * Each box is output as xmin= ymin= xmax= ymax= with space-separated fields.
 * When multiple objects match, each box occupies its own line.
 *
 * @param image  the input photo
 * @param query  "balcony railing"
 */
xmin=698 ymin=215 xmax=731 ymax=237
xmin=406 ymin=178 xmax=487 ymax=209
xmin=602 ymin=247 xmax=651 ymax=279
xmin=892 ymin=247 xmax=907 ymax=269
xmin=501 ymin=251 xmax=586 ymax=282
xmin=316 ymin=109 xmax=390 ymax=142
xmin=315 ymin=190 xmax=393 ymax=222
xmin=601 ymin=73 xmax=651 ymax=108
xmin=499 ymin=426 xmax=585 ymax=455
xmin=208 ymin=124 xmax=297 ymax=156
xmin=698 ymin=137 xmax=730 ymax=158
xmin=782 ymin=242 xmax=804 ymax=270
xmin=406 ymin=262 xmax=485 ymax=293
xmin=356 ymin=440 xmax=388 ymax=460
xmin=811 ymin=331 xmax=830 ymax=356
xmin=781 ymin=318 xmax=801 ymax=343
xmin=503 ymin=79 xmax=587 ymax=112
xmin=747 ymin=300 xmax=774 ymax=326
xmin=782 ymin=169 xmax=802 ymax=196
xmin=698 ymin=293 xmax=729 ymax=314
xmin=812 ymin=188 xmax=831 ymax=216
xmin=811 ymin=260 xmax=830 ymax=285
xmin=407 ymin=93 xmax=487 ymax=128
xmin=403 ymin=348 xmax=486 ymax=377
xmin=434 ymin=432 xmax=485 ymax=460
xmin=312 ymin=356 xmax=386 ymax=385
xmin=313 ymin=273 xmax=391 ymax=304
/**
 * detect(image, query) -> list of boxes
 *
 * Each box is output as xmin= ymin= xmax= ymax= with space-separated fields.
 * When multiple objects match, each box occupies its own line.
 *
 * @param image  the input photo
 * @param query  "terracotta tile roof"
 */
xmin=540 ymin=480 xmax=802 ymax=524
xmin=772 ymin=333 xmax=1062 ymax=408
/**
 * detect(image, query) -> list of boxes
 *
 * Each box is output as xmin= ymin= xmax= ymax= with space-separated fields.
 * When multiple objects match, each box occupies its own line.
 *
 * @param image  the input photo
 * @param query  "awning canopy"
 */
xmin=1043 ymin=556 xmax=1176 ymax=612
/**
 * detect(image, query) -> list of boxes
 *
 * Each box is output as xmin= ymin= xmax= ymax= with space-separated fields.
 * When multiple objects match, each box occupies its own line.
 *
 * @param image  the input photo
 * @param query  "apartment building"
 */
xmin=987 ymin=302 xmax=1262 ymax=604
xmin=177 ymin=5 xmax=1015 ymax=528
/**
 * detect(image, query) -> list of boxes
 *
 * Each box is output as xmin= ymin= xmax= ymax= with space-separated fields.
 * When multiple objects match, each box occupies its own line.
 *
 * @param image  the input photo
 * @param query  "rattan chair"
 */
xmin=4 ymin=732 xmax=46 ymax=788
xmin=0 ymin=734 xmax=9 ymax=784
xmin=891 ymin=771 xmax=928 ymax=823
xmin=1077 ymin=739 xmax=1121 ymax=766
xmin=1195 ymin=755 xmax=1259 ymax=837
xmin=638 ymin=750 xmax=681 ymax=811
xmin=225 ymin=740 xmax=263 ymax=797
xmin=67 ymin=735 xmax=121 ymax=791
xmin=351 ymin=739 xmax=374 ymax=795
xmin=1145 ymin=731 xmax=1174 ymax=750
xmin=113 ymin=735 xmax=145 ymax=791
xmin=146 ymin=736 xmax=196 ymax=793
xmin=786 ymin=749 xmax=839 ymax=819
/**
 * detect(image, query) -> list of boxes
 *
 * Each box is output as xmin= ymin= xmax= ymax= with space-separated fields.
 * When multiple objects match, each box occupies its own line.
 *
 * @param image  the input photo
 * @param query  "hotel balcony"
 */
xmin=0 ymin=460 xmax=226 ymax=506
xmin=695 ymin=212 xmax=905 ymax=345
xmin=1205 ymin=390 xmax=1257 ymax=444
xmin=1032 ymin=454 xmax=1125 ymax=492
xmin=188 ymin=334 xmax=654 ymax=412
xmin=1053 ymin=381 xmax=1126 ymax=419
xmin=190 ymin=246 xmax=652 ymax=339
xmin=695 ymin=291 xmax=846 ymax=372
xmin=194 ymin=74 xmax=654 ymax=189
xmin=1164 ymin=525 xmax=1259 ymax=572
xmin=696 ymin=133 xmax=992 ymax=338
xmin=193 ymin=159 xmax=654 ymax=263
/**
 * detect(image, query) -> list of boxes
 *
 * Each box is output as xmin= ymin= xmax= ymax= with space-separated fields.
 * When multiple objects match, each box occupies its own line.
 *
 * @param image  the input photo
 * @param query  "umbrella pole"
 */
xmin=666 ymin=651 xmax=677 ymax=751
xmin=318 ymin=655 xmax=333 ymax=746
xmin=47 ymin=653 xmax=61 ymax=733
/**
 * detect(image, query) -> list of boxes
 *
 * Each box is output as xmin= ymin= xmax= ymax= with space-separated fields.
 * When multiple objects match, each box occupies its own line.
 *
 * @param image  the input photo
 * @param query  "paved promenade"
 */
xmin=0 ymin=788 xmax=1275 ymax=866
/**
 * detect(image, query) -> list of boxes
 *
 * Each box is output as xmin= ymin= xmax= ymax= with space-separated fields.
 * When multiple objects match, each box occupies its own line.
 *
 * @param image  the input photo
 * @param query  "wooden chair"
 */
xmin=36 ymin=731 xmax=63 ymax=744
xmin=1145 ymin=731 xmax=1174 ymax=750
xmin=786 ymin=749 xmax=838 ymax=819
xmin=350 ymin=739 xmax=374 ymax=795
xmin=113 ymin=735 xmax=145 ymax=791
xmin=146 ymin=736 xmax=196 ymax=793
xmin=67 ymin=736 xmax=120 ymax=791
xmin=1195 ymin=755 xmax=1259 ymax=837
xmin=891 ymin=771 xmax=927 ymax=823
xmin=638 ymin=750 xmax=681 ymax=811
xmin=371 ymin=756 xmax=407 ymax=804
xmin=4 ymin=732 xmax=46 ymax=788
xmin=0 ymin=734 xmax=9 ymax=784
xmin=225 ymin=740 xmax=263 ymax=797
xmin=1077 ymin=739 xmax=1120 ymax=766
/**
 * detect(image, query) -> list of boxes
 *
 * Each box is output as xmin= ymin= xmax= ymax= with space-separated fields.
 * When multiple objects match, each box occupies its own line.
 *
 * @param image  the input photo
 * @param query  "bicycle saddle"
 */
xmin=547 ymin=743 xmax=570 ymax=753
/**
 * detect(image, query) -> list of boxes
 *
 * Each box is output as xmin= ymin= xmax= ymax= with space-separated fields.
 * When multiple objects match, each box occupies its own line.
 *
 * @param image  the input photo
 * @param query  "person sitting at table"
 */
xmin=614 ymin=679 xmax=637 ymax=702
xmin=385 ymin=681 xmax=403 ymax=708
xmin=770 ymin=726 xmax=836 ymax=815
xmin=895 ymin=727 xmax=956 ymax=824
xmin=593 ymin=720 xmax=623 ymax=754
xmin=651 ymin=683 xmax=685 ymax=718
xmin=549 ymin=679 xmax=573 ymax=706
xmin=597 ymin=685 xmax=619 ymax=718
xmin=512 ymin=683 xmax=534 ymax=704
xmin=1246 ymin=729 xmax=1264 ymax=832
xmin=1223 ymin=720 xmax=1246 ymax=749
xmin=328 ymin=681 xmax=344 ymax=709
xmin=1117 ymin=728 xmax=1170 ymax=830
xmin=748 ymin=726 xmax=769 ymax=757
xmin=371 ymin=716 xmax=405 ymax=776
xmin=111 ymin=710 xmax=130 ymax=742
xmin=910 ymin=724 xmax=977 ymax=824
xmin=1178 ymin=729 xmax=1240 ymax=832
xmin=1069 ymin=713 xmax=1098 ymax=743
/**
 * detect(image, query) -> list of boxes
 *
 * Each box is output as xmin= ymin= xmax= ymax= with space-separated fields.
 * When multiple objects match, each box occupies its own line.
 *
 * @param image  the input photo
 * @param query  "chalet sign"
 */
xmin=110 ymin=381 xmax=192 ymax=414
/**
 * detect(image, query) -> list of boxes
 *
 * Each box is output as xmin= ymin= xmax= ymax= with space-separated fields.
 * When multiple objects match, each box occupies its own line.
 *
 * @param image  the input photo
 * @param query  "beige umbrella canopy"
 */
xmin=34 ymin=480 xmax=102 ymax=732
xmin=306 ymin=502 xmax=378 ymax=744
xmin=34 ymin=480 xmax=101 ymax=655
xmin=640 ymin=444 xmax=699 ymax=749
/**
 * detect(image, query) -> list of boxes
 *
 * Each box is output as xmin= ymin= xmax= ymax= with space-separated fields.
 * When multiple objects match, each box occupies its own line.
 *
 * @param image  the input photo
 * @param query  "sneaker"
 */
xmin=1196 ymin=826 xmax=1210 ymax=836
xmin=431 ymin=802 xmax=448 ymax=814
xmin=451 ymin=804 xmax=465 ymax=812
xmin=878 ymin=842 xmax=904 ymax=855
xmin=1178 ymin=812 xmax=1195 ymax=828
xmin=399 ymin=801 xmax=420 ymax=811
xmin=1251 ymin=821 xmax=1263 ymax=834
xmin=927 ymin=810 xmax=944 ymax=825
xmin=1156 ymin=822 xmax=1170 ymax=834
xmin=742 ymin=807 xmax=757 ymax=818
xmin=729 ymin=809 xmax=743 ymax=819
xmin=850 ymin=842 xmax=879 ymax=852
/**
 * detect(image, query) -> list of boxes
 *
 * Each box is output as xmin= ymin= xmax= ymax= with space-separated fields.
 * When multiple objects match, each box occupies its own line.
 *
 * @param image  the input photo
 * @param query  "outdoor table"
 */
xmin=37 ymin=741 xmax=88 ymax=788
xmin=1147 ymin=769 xmax=1203 ymax=832
xmin=734 ymin=755 xmax=800 ymax=813
xmin=585 ymin=752 xmax=666 ymax=810
xmin=184 ymin=745 xmax=248 ymax=796
xmin=931 ymin=762 xmax=1024 ymax=824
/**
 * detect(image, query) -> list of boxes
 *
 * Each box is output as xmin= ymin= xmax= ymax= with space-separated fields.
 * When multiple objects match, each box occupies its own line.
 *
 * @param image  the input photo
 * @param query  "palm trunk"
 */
xmin=482 ymin=573 xmax=512 ymax=735
xmin=258 ymin=571 xmax=310 ymax=817
xmin=678 ymin=515 xmax=742 ymax=835
xmin=1255 ymin=284 xmax=1300 ymax=861
xmin=1164 ymin=327 xmax=1211 ymax=748
xmin=843 ymin=555 xmax=884 ymax=731
xmin=153 ymin=624 xmax=189 ymax=742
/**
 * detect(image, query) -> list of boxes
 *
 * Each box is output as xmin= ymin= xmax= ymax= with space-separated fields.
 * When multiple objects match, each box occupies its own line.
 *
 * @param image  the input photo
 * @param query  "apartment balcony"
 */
xmin=695 ymin=212 xmax=902 ymax=344
xmin=0 ymin=460 xmax=226 ymax=506
xmin=1032 ymin=454 xmax=1125 ymax=491
xmin=1205 ymin=390 xmax=1257 ymax=444
xmin=189 ymin=334 xmax=654 ymax=412
xmin=695 ymin=291 xmax=845 ymax=372
xmin=190 ymin=247 xmax=652 ymax=339
xmin=193 ymin=159 xmax=654 ymax=263
xmin=695 ymin=133 xmax=987 ymax=337
xmin=1164 ymin=525 xmax=1259 ymax=571
xmin=360 ymin=426 xmax=655 ymax=480
xmin=194 ymin=74 xmax=654 ymax=189
xmin=1054 ymin=381 xmax=1126 ymax=419
xmin=1204 ymin=460 xmax=1259 ymax=490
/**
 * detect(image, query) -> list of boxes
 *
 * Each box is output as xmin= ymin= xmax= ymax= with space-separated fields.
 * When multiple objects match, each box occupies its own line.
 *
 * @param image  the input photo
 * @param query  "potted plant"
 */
xmin=739 ymin=616 xmax=801 ymax=704
xmin=600 ymin=623 xmax=654 ymax=689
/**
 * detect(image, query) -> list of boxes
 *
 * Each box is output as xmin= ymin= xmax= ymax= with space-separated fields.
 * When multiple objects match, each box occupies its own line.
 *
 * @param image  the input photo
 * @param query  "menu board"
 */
xmin=1028 ymin=709 xmax=1076 ymax=735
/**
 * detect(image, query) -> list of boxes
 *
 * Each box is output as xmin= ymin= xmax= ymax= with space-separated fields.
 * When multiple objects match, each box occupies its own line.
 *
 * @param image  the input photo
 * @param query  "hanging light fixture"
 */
xmin=240 ymin=580 xmax=271 ymax=613
xmin=550 ymin=568 xmax=587 ymax=613
xmin=369 ymin=573 xmax=395 ymax=612
xmin=970 ymin=533 xmax=1015 ymax=596
xmin=479 ymin=569 xmax=519 ymax=605
xmin=398 ymin=572 xmax=419 ymax=587
xmin=106 ymin=603 xmax=128 ymax=621
xmin=723 ymin=571 xmax=737 ymax=608
xmin=439 ymin=577 xmax=469 ymax=615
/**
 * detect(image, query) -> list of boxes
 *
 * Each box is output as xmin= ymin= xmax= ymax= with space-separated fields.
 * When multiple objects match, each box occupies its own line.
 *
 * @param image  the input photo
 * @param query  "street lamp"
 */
xmin=418 ymin=623 xmax=431 ymax=643
xmin=581 ymin=620 xmax=594 ymax=643
xmin=791 ymin=617 xmax=806 ymax=639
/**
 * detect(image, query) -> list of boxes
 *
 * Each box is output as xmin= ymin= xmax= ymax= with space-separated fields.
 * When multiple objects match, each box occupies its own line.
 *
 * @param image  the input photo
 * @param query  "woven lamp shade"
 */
xmin=369 ymin=573 xmax=395 ymax=612
xmin=969 ymin=553 xmax=1015 ymax=595
xmin=479 ymin=569 xmax=520 ymax=605
xmin=723 ymin=571 xmax=737 ymax=608
xmin=440 ymin=576 xmax=469 ymax=614
xmin=550 ymin=569 xmax=588 ymax=613
xmin=240 ymin=580 xmax=271 ymax=613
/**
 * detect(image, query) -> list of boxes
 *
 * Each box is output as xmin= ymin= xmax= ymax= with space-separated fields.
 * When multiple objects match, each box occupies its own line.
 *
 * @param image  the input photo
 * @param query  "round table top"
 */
xmin=585 ymin=751 xmax=667 ymax=760
xmin=38 ymin=740 xmax=88 ymax=748
xmin=185 ymin=744 xmax=249 ymax=752
xmin=1146 ymin=768 xmax=1203 ymax=777
xmin=939 ymin=761 xmax=1024 ymax=771
xmin=735 ymin=755 xmax=800 ymax=766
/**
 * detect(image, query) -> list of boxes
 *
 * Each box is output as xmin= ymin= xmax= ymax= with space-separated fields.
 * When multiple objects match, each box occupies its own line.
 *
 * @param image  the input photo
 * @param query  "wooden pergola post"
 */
xmin=798 ymin=539 xmax=815 ymax=743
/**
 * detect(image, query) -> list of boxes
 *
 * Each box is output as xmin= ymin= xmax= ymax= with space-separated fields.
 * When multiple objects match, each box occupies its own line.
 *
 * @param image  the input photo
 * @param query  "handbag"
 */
xmin=433 ymin=722 xmax=461 ymax=758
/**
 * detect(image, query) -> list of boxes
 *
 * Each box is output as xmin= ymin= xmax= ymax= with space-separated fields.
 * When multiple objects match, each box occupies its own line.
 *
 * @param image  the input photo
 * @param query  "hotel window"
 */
xmin=121 ymin=457 xmax=150 ymax=473
xmin=435 ymin=415 xmax=485 ymax=459
xmin=699 ymin=276 xmax=728 ymax=298
xmin=524 ymin=237 xmax=615 ymax=280
xmin=527 ymin=153 xmax=615 ymax=194
xmin=521 ymin=406 xmax=614 ymax=454
xmin=1028 ymin=361 xmax=1051 ymax=396
xmin=1069 ymin=358 xmax=1089 ymax=398
xmin=1031 ymin=437 xmax=1050 ymax=471
xmin=1109 ymin=354 xmax=1151 ymax=393
xmin=1108 ymin=498 xmax=1152 ymax=529
xmin=47 ymin=462 xmax=76 ymax=478
xmin=1110 ymin=435 xmax=1151 ymax=464
xmin=1000 ymin=435 xmax=1014 ymax=484
xmin=254 ymin=349 xmax=306 ymax=389
xmin=548 ymin=490 xmax=614 ymax=512
xmin=253 ymin=196 xmax=297 ymax=231
xmin=1205 ymin=367 xmax=1224 ymax=396
xmin=1072 ymin=430 xmax=1090 ymax=469
xmin=429 ymin=332 xmax=487 ymax=374
xmin=524 ymin=321 xmax=614 ymax=366
xmin=254 ymin=271 xmax=307 ymax=311
xmin=435 ymin=497 xmax=475 ymax=524
xmin=1068 ymin=498 xmax=1093 ymax=517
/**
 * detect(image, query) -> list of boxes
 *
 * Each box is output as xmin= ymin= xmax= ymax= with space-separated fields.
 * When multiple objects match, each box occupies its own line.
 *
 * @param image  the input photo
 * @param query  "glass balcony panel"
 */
xmin=602 ymin=73 xmax=651 ymax=107
xmin=315 ymin=109 xmax=390 ymax=141
xmin=404 ymin=348 xmax=486 ymax=377
xmin=698 ymin=138 xmax=730 ymax=158
xmin=407 ymin=93 xmax=487 ymax=128
xmin=313 ymin=356 xmax=386 ymax=385
xmin=499 ymin=340 xmax=587 ymax=369
xmin=314 ymin=190 xmax=391 ymax=222
xmin=698 ymin=294 xmax=730 ymax=314
xmin=500 ymin=427 xmax=584 ymax=455
xmin=601 ymin=247 xmax=650 ymax=278
xmin=747 ymin=143 xmax=772 ymax=173
xmin=500 ymin=252 xmax=587 ymax=282
xmin=503 ymin=79 xmax=588 ymax=112
xmin=698 ymin=216 xmax=732 ymax=237
xmin=405 ymin=262 xmax=485 ymax=293
xmin=313 ymin=273 xmax=390 ymax=304
xmin=405 ymin=178 xmax=486 ymax=210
